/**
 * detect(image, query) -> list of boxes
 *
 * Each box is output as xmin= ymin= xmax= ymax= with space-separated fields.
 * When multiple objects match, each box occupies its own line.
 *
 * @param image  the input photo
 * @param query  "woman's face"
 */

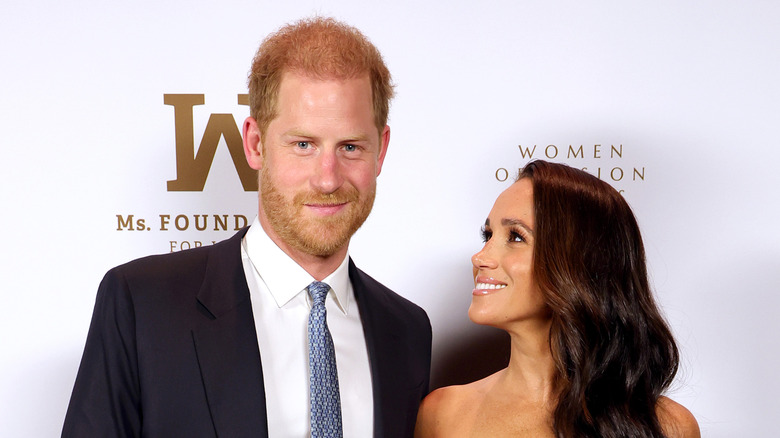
xmin=469 ymin=178 xmax=550 ymax=329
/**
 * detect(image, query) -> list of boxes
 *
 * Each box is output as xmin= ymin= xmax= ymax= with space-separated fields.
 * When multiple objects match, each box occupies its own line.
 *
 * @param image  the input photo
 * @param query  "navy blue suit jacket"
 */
xmin=62 ymin=228 xmax=432 ymax=437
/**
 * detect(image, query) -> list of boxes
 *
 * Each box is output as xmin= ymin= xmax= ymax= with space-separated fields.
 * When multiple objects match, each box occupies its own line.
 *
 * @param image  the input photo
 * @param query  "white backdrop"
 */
xmin=2 ymin=1 xmax=779 ymax=436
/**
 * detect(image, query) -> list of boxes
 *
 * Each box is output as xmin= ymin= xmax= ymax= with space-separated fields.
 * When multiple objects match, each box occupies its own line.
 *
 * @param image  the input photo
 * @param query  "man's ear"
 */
xmin=376 ymin=124 xmax=390 ymax=176
xmin=243 ymin=117 xmax=264 ymax=170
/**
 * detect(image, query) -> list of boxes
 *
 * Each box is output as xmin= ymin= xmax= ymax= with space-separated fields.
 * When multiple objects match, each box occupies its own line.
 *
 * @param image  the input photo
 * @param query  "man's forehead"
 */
xmin=279 ymin=69 xmax=371 ymax=86
xmin=274 ymin=72 xmax=375 ymax=119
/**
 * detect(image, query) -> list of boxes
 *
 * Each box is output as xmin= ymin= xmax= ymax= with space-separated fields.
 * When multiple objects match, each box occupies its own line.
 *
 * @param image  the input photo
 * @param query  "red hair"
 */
xmin=248 ymin=17 xmax=394 ymax=136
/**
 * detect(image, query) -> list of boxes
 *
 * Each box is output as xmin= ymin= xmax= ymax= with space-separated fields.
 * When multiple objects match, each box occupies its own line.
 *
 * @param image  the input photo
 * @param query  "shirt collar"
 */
xmin=243 ymin=217 xmax=351 ymax=315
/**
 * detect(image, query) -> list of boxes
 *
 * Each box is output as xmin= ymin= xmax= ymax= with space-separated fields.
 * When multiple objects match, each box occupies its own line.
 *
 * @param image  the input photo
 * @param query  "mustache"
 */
xmin=294 ymin=187 xmax=360 ymax=205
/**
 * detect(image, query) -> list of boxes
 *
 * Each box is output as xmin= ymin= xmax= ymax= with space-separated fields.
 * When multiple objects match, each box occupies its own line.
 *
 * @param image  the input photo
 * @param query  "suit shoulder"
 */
xmin=107 ymin=228 xmax=245 ymax=281
xmin=94 ymin=247 xmax=208 ymax=308
xmin=105 ymin=251 xmax=209 ymax=299
xmin=111 ymin=248 xmax=202 ymax=279
xmin=350 ymin=263 xmax=429 ymax=321
xmin=99 ymin=237 xmax=238 ymax=303
xmin=107 ymin=231 xmax=242 ymax=283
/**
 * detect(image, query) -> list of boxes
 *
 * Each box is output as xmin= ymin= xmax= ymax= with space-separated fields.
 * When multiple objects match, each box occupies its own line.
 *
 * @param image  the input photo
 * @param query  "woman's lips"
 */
xmin=473 ymin=277 xmax=508 ymax=295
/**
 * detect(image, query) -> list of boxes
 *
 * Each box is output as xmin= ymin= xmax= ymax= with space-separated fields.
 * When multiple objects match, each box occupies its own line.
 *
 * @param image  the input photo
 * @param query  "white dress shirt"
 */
xmin=241 ymin=217 xmax=374 ymax=437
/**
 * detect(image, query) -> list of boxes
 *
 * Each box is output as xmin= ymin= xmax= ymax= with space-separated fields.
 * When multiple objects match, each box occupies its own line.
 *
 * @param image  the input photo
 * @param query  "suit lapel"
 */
xmin=192 ymin=229 xmax=269 ymax=437
xmin=350 ymin=260 xmax=425 ymax=438
xmin=187 ymin=237 xmax=421 ymax=437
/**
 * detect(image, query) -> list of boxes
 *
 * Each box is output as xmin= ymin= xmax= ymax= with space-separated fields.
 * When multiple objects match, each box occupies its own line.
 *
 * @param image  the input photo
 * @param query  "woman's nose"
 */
xmin=471 ymin=244 xmax=497 ymax=270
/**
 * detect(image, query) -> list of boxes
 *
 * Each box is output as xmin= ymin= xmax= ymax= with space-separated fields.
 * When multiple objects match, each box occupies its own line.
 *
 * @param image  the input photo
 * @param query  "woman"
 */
xmin=415 ymin=160 xmax=699 ymax=437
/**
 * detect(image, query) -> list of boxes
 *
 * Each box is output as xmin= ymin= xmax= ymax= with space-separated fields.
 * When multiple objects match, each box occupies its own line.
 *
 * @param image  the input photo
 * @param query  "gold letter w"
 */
xmin=164 ymin=94 xmax=257 ymax=191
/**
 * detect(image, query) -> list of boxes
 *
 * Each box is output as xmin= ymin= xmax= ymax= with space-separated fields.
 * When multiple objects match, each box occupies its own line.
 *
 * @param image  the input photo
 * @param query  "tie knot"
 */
xmin=308 ymin=281 xmax=330 ymax=306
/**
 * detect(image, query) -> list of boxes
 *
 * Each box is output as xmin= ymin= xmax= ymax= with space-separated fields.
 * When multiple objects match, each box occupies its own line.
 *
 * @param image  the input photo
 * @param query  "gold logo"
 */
xmin=495 ymin=144 xmax=646 ymax=194
xmin=112 ymin=95 xmax=257 ymax=252
xmin=164 ymin=94 xmax=257 ymax=191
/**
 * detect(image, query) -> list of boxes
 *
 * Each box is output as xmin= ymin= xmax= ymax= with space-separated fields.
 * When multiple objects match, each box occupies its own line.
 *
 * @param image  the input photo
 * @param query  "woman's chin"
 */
xmin=468 ymin=303 xmax=499 ymax=327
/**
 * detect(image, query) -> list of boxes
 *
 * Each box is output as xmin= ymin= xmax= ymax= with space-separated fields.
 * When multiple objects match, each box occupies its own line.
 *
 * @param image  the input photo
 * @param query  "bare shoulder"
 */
xmin=656 ymin=396 xmax=701 ymax=438
xmin=415 ymin=375 xmax=497 ymax=438
xmin=414 ymin=385 xmax=467 ymax=437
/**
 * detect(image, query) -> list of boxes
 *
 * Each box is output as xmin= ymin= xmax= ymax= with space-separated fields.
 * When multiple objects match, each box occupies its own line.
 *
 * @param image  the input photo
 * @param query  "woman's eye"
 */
xmin=509 ymin=231 xmax=525 ymax=243
xmin=480 ymin=227 xmax=492 ymax=243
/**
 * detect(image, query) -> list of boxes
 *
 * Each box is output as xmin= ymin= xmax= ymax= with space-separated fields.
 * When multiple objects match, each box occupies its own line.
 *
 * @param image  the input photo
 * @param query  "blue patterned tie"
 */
xmin=307 ymin=281 xmax=343 ymax=438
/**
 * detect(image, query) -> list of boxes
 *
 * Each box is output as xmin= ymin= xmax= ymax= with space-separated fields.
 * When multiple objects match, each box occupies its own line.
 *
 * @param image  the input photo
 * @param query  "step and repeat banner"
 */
xmin=2 ymin=1 xmax=779 ymax=436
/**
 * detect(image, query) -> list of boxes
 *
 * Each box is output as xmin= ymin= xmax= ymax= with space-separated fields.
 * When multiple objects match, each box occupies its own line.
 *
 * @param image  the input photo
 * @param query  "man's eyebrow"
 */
xmin=501 ymin=218 xmax=535 ymax=235
xmin=343 ymin=134 xmax=371 ymax=142
xmin=283 ymin=129 xmax=315 ymax=138
xmin=283 ymin=129 xmax=371 ymax=143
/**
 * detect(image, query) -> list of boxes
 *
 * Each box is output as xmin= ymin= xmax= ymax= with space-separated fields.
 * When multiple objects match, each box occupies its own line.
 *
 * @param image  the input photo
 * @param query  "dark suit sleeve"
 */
xmin=349 ymin=261 xmax=433 ymax=438
xmin=407 ymin=305 xmax=433 ymax=432
xmin=62 ymin=268 xmax=142 ymax=438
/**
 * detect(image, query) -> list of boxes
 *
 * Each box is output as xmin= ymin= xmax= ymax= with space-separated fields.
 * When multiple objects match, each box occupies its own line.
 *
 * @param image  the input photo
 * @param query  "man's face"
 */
xmin=245 ymin=72 xmax=389 ymax=258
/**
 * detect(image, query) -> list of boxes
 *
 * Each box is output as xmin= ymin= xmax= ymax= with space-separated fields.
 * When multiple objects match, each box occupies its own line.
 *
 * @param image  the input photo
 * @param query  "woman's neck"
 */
xmin=502 ymin=319 xmax=557 ymax=404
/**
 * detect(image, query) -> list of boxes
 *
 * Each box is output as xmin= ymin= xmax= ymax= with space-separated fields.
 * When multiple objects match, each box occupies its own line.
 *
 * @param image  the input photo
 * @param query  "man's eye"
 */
xmin=344 ymin=144 xmax=357 ymax=152
xmin=296 ymin=141 xmax=311 ymax=149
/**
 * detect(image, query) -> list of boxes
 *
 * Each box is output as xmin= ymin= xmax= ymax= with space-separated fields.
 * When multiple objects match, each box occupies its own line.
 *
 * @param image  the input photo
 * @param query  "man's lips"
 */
xmin=304 ymin=202 xmax=349 ymax=215
xmin=473 ymin=276 xmax=508 ymax=296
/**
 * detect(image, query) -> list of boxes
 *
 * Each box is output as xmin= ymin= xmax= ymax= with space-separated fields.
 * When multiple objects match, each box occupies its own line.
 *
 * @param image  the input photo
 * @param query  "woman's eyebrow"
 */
xmin=501 ymin=218 xmax=534 ymax=235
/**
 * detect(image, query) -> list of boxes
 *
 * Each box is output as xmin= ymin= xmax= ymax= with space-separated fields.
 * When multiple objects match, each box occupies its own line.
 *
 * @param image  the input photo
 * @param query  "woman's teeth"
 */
xmin=476 ymin=283 xmax=506 ymax=290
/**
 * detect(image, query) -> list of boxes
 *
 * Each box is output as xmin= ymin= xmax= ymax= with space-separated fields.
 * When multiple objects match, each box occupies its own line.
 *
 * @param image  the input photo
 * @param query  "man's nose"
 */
xmin=310 ymin=148 xmax=343 ymax=194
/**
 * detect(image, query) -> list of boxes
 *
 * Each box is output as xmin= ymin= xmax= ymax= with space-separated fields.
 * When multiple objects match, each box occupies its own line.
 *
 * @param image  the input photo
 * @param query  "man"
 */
xmin=62 ymin=17 xmax=431 ymax=438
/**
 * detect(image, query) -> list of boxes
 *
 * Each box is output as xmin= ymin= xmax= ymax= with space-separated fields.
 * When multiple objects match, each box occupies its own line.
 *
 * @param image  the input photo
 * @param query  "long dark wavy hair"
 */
xmin=519 ymin=160 xmax=679 ymax=438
